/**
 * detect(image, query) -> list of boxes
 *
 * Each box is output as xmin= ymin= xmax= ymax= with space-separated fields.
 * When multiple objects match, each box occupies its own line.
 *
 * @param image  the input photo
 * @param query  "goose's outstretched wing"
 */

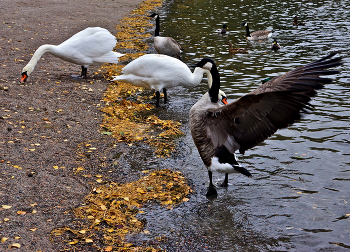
xmin=206 ymin=53 xmax=342 ymax=155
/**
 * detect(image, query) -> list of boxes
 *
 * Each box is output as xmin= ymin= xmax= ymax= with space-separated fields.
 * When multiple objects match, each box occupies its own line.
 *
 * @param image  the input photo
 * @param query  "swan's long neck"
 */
xmin=154 ymin=16 xmax=160 ymax=36
xmin=23 ymin=45 xmax=57 ymax=75
xmin=208 ymin=64 xmax=221 ymax=103
xmin=191 ymin=68 xmax=211 ymax=86
xmin=245 ymin=25 xmax=250 ymax=37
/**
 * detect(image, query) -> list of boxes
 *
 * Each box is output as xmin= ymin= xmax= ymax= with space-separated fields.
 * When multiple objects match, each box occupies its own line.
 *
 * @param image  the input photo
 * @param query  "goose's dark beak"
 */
xmin=222 ymin=97 xmax=228 ymax=105
xmin=20 ymin=72 xmax=28 ymax=83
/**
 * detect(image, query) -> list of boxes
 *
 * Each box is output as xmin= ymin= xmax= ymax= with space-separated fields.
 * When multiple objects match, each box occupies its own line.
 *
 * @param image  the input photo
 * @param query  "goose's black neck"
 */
xmin=154 ymin=16 xmax=160 ymax=36
xmin=245 ymin=25 xmax=250 ymax=37
xmin=209 ymin=64 xmax=221 ymax=103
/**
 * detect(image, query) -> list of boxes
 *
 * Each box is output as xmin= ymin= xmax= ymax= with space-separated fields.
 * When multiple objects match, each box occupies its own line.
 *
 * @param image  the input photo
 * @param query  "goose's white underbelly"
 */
xmin=209 ymin=157 xmax=240 ymax=174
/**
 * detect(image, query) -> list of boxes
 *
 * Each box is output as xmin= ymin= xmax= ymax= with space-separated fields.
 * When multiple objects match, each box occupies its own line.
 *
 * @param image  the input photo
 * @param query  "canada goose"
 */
xmin=112 ymin=54 xmax=212 ymax=107
xmin=189 ymin=53 xmax=342 ymax=197
xmin=241 ymin=22 xmax=274 ymax=40
xmin=216 ymin=24 xmax=228 ymax=34
xmin=226 ymin=41 xmax=248 ymax=53
xmin=20 ymin=27 xmax=124 ymax=83
xmin=271 ymin=39 xmax=281 ymax=51
xmin=293 ymin=16 xmax=305 ymax=26
xmin=149 ymin=13 xmax=183 ymax=59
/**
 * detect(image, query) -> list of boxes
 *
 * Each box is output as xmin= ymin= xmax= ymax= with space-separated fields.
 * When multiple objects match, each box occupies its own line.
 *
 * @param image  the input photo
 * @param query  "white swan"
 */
xmin=190 ymin=54 xmax=342 ymax=197
xmin=149 ymin=13 xmax=183 ymax=59
xmin=21 ymin=27 xmax=125 ymax=83
xmin=112 ymin=54 xmax=212 ymax=107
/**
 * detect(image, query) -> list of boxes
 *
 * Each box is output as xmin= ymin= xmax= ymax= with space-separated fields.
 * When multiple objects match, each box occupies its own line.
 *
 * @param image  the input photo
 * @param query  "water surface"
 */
xmin=132 ymin=0 xmax=350 ymax=250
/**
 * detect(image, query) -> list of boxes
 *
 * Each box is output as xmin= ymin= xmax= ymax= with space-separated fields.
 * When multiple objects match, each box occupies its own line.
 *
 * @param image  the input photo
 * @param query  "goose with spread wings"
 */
xmin=189 ymin=53 xmax=342 ymax=197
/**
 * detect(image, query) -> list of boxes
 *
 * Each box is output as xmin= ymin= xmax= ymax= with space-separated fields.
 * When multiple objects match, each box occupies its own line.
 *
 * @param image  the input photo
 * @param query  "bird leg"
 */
xmin=163 ymin=88 xmax=168 ymax=104
xmin=219 ymin=173 xmax=229 ymax=187
xmin=155 ymin=91 xmax=161 ymax=107
xmin=81 ymin=66 xmax=88 ymax=79
xmin=71 ymin=66 xmax=88 ymax=79
xmin=206 ymin=171 xmax=218 ymax=197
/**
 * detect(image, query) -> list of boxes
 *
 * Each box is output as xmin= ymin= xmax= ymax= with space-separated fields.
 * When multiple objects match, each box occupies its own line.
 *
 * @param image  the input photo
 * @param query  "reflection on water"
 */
xmin=134 ymin=0 xmax=350 ymax=250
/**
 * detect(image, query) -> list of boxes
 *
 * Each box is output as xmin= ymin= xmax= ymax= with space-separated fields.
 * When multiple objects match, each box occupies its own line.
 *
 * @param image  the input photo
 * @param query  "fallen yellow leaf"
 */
xmin=10 ymin=243 xmax=21 ymax=248
xmin=53 ymin=166 xmax=59 ymax=170
xmin=2 ymin=205 xmax=12 ymax=209
xmin=4 ymin=218 xmax=10 ymax=222
xmin=79 ymin=230 xmax=87 ymax=234
xmin=1 ymin=237 xmax=8 ymax=243
xmin=29 ymin=228 xmax=37 ymax=232
xmin=85 ymin=238 xmax=93 ymax=243
xmin=76 ymin=167 xmax=84 ymax=172
xmin=105 ymin=246 xmax=113 ymax=251
xmin=17 ymin=211 xmax=26 ymax=215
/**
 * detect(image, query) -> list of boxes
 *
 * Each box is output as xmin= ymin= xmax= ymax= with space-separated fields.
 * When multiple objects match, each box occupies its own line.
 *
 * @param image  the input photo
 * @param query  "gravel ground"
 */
xmin=0 ymin=0 xmax=146 ymax=251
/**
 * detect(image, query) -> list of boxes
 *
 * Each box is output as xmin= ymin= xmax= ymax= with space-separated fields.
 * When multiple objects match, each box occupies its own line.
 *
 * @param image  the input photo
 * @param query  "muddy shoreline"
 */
xmin=0 ymin=0 xmax=160 ymax=251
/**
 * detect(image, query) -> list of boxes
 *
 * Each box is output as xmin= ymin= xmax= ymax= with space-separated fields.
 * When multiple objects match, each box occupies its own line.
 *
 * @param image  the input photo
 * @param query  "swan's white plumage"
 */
xmin=21 ymin=27 xmax=124 ymax=80
xmin=112 ymin=54 xmax=210 ymax=91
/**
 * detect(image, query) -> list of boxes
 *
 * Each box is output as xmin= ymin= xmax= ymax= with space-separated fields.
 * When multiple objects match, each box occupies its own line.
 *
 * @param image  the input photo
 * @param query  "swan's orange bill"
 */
xmin=222 ymin=97 xmax=228 ymax=105
xmin=20 ymin=73 xmax=27 ymax=83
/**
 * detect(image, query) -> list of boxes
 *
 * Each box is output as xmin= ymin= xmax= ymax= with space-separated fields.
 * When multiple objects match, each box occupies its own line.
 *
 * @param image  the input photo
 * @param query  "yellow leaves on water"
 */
xmin=52 ymin=169 xmax=190 ymax=250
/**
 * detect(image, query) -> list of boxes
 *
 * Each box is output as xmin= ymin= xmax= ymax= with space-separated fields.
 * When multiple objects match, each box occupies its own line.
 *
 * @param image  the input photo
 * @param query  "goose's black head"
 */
xmin=241 ymin=22 xmax=248 ymax=27
xmin=149 ymin=13 xmax=159 ymax=19
xmin=195 ymin=58 xmax=216 ymax=71
xmin=196 ymin=58 xmax=221 ymax=103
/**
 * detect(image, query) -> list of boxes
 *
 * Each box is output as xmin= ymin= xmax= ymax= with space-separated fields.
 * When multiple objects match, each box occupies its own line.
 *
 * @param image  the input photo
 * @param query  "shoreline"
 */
xmin=0 ymin=0 xmax=161 ymax=251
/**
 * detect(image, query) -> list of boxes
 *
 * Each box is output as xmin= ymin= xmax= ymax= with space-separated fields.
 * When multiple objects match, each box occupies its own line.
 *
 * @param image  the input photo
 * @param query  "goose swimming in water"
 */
xmin=112 ymin=54 xmax=212 ymax=107
xmin=20 ymin=27 xmax=125 ymax=83
xmin=241 ymin=22 xmax=274 ymax=40
xmin=149 ymin=13 xmax=183 ymax=59
xmin=189 ymin=53 xmax=342 ymax=197
xmin=293 ymin=16 xmax=306 ymax=26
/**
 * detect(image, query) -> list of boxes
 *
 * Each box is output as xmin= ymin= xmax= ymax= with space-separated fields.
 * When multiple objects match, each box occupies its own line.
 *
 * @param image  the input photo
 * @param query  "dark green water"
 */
xmin=129 ymin=0 xmax=350 ymax=250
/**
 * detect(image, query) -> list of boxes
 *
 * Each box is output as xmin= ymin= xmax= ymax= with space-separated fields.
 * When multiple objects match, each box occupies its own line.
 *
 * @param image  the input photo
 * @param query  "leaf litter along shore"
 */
xmin=51 ymin=0 xmax=192 ymax=251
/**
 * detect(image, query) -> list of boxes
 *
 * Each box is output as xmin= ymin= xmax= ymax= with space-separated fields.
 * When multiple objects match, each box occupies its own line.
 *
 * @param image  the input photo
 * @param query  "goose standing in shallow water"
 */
xmin=149 ymin=13 xmax=183 ymax=59
xmin=241 ymin=22 xmax=274 ymax=40
xmin=112 ymin=54 xmax=212 ymax=107
xmin=20 ymin=27 xmax=124 ymax=83
xmin=189 ymin=53 xmax=342 ymax=197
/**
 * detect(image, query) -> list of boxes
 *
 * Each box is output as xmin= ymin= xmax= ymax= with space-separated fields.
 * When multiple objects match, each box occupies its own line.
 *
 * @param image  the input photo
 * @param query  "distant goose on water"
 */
xmin=20 ymin=27 xmax=124 ymax=83
xmin=149 ymin=13 xmax=183 ymax=59
xmin=112 ymin=54 xmax=212 ymax=107
xmin=189 ymin=53 xmax=342 ymax=197
xmin=241 ymin=22 xmax=274 ymax=40
xmin=293 ymin=16 xmax=306 ymax=26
